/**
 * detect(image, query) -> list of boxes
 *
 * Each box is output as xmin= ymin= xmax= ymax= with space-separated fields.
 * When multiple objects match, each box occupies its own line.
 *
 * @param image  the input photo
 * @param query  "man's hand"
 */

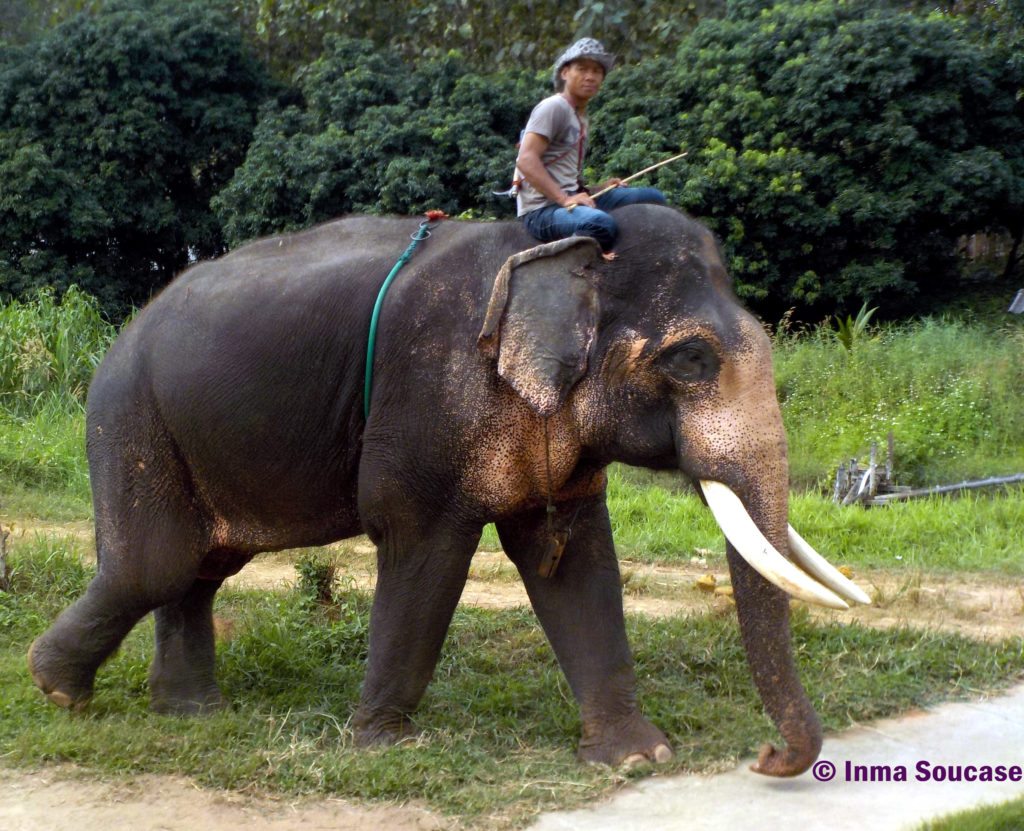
xmin=561 ymin=191 xmax=596 ymax=209
xmin=593 ymin=177 xmax=625 ymax=193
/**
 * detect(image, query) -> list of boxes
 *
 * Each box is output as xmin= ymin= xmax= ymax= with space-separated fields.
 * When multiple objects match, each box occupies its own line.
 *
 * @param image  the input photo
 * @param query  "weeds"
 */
xmin=834 ymin=302 xmax=878 ymax=352
xmin=295 ymin=550 xmax=339 ymax=607
xmin=774 ymin=315 xmax=1024 ymax=488
xmin=0 ymin=287 xmax=115 ymax=417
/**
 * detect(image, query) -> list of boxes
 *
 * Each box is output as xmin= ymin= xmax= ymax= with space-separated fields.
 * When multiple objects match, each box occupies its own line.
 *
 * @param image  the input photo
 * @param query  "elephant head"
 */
xmin=478 ymin=205 xmax=869 ymax=776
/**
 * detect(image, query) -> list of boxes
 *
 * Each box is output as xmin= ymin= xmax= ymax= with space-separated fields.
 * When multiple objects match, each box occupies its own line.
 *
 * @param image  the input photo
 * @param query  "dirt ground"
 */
xmin=2 ymin=520 xmax=1022 ymax=830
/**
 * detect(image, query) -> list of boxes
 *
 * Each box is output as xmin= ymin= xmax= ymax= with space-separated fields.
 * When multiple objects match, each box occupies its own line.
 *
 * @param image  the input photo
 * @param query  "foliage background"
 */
xmin=0 ymin=0 xmax=270 ymax=314
xmin=0 ymin=0 xmax=1022 ymax=319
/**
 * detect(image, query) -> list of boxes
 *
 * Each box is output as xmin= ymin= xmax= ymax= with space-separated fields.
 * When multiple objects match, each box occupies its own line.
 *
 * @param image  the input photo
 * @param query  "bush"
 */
xmin=0 ymin=0 xmax=271 ymax=316
xmin=214 ymin=39 xmax=542 ymax=244
xmin=588 ymin=0 xmax=1024 ymax=316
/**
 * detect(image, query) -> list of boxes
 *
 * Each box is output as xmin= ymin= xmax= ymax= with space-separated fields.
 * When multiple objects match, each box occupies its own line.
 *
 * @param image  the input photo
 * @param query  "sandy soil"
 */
xmin=0 ymin=766 xmax=445 ymax=831
xmin=224 ymin=541 xmax=1024 ymax=642
xmin=2 ymin=520 xmax=1021 ymax=830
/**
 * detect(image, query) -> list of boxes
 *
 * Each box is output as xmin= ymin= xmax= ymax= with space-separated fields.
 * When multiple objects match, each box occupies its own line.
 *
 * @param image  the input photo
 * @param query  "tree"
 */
xmin=213 ymin=38 xmax=543 ymax=245
xmin=230 ymin=0 xmax=726 ymax=78
xmin=0 ymin=0 xmax=271 ymax=314
xmin=588 ymin=0 xmax=1024 ymax=315
xmin=0 ymin=0 xmax=99 ymax=47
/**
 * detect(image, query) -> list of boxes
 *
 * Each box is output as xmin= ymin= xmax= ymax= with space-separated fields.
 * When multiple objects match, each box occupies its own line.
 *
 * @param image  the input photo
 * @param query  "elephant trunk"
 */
xmin=674 ymin=313 xmax=866 ymax=775
xmin=726 ymin=533 xmax=823 ymax=777
xmin=711 ymin=467 xmax=822 ymax=775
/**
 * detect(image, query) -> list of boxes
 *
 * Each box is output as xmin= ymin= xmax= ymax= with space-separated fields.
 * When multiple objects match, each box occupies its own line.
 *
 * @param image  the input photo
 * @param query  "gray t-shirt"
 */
xmin=516 ymin=94 xmax=588 ymax=216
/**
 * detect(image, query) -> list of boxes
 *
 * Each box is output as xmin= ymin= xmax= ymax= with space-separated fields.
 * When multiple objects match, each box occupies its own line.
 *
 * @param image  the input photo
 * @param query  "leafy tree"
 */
xmin=0 ymin=0 xmax=100 ymax=46
xmin=214 ymin=38 xmax=543 ymax=245
xmin=0 ymin=0 xmax=271 ymax=314
xmin=588 ymin=0 xmax=1024 ymax=315
xmin=230 ymin=0 xmax=726 ymax=78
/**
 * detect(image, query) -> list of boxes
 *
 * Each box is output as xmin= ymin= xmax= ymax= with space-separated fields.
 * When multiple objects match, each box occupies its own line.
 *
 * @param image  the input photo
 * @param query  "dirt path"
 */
xmin=223 ymin=540 xmax=1024 ymax=642
xmin=4 ymin=516 xmax=1022 ymax=638
xmin=0 ymin=766 xmax=445 ymax=831
xmin=3 ymin=519 xmax=1022 ymax=830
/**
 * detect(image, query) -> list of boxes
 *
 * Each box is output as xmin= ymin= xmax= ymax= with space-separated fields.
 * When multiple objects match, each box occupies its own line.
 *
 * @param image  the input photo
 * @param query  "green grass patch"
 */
xmin=2 ymin=538 xmax=1022 ymax=828
xmin=917 ymin=797 xmax=1024 ymax=831
xmin=3 ymin=293 xmax=1024 ymax=518
xmin=595 ymin=467 xmax=1024 ymax=573
xmin=773 ymin=316 xmax=1024 ymax=489
xmin=0 ymin=287 xmax=112 ymax=516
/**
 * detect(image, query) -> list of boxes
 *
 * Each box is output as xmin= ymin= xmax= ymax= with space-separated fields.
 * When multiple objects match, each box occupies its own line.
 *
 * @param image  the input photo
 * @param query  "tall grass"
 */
xmin=0 ymin=288 xmax=115 ymax=511
xmin=0 ymin=287 xmax=115 ymax=417
xmin=1 ymin=288 xmax=1022 ymax=538
xmin=774 ymin=316 xmax=1024 ymax=488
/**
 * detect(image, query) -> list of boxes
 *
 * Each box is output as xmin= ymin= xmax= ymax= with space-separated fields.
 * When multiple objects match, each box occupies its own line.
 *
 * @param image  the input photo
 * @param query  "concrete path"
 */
xmin=532 ymin=684 xmax=1024 ymax=831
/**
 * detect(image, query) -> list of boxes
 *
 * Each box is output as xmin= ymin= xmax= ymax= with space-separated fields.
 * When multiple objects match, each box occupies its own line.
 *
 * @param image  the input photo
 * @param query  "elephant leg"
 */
xmin=352 ymin=521 xmax=481 ymax=746
xmin=149 ymin=577 xmax=225 ymax=715
xmin=497 ymin=496 xmax=672 ymax=766
xmin=28 ymin=574 xmax=157 ymax=709
xmin=726 ymin=542 xmax=823 ymax=777
xmin=29 ymin=441 xmax=206 ymax=711
xmin=28 ymin=551 xmax=203 ymax=710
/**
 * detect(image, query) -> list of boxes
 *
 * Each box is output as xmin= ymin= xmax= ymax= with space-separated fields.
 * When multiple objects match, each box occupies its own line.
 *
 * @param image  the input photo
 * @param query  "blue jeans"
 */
xmin=520 ymin=187 xmax=667 ymax=251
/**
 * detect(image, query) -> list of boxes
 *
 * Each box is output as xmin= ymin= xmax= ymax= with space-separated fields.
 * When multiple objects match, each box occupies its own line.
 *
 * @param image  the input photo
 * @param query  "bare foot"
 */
xmin=601 ymin=251 xmax=618 ymax=262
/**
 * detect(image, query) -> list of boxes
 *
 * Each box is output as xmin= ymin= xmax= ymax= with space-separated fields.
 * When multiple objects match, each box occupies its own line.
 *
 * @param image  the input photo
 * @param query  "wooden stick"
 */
xmin=567 ymin=151 xmax=688 ymax=211
xmin=0 ymin=524 xmax=9 ymax=592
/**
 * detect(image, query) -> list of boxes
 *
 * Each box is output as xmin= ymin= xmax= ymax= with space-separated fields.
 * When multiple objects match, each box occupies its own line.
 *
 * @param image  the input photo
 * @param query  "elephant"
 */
xmin=28 ymin=203 xmax=869 ymax=776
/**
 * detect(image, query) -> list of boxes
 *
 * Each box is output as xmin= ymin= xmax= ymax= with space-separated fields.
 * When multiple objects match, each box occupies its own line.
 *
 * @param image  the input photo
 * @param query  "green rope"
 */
xmin=364 ymin=219 xmax=435 ymax=420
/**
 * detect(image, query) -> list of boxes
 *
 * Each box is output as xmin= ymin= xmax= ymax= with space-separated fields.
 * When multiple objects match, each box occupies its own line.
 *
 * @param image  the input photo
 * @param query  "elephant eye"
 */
xmin=659 ymin=341 xmax=718 ymax=383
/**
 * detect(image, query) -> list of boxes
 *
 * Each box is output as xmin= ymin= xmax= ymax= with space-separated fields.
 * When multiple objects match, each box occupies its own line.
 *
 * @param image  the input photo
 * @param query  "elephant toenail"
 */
xmin=622 ymin=753 xmax=647 ymax=769
xmin=47 ymin=690 xmax=74 ymax=708
xmin=654 ymin=744 xmax=673 ymax=763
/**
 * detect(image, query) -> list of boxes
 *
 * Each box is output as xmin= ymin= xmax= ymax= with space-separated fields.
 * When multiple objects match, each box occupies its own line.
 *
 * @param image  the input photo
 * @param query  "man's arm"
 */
xmin=516 ymin=132 xmax=596 ymax=209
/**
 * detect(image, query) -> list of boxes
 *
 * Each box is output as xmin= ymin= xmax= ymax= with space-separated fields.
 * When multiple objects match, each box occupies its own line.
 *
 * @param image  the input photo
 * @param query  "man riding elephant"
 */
xmin=516 ymin=38 xmax=668 ymax=257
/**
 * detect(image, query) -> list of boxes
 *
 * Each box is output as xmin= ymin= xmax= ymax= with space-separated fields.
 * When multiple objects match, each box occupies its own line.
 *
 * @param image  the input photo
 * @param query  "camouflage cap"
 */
xmin=552 ymin=38 xmax=615 ymax=91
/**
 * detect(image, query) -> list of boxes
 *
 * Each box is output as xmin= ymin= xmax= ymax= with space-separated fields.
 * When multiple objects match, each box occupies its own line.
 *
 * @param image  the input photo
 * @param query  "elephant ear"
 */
xmin=477 ymin=236 xmax=601 ymax=417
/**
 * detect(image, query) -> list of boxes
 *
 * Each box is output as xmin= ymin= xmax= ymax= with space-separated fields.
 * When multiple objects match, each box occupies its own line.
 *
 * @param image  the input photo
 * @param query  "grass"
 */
xmin=0 ymin=286 xmax=115 ymax=419
xmin=773 ymin=315 xmax=1024 ymax=489
xmin=917 ymin=797 xmax=1024 ymax=831
xmin=0 ymin=287 xmax=113 ymax=517
xmin=592 ymin=471 xmax=1024 ymax=573
xmin=1 ymin=537 xmax=1022 ymax=828
xmin=2 ymin=289 xmax=1024 ymax=517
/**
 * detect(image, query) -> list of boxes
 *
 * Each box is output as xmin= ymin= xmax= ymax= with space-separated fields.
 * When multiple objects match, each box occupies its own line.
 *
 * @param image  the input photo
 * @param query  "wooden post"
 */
xmin=0 ymin=524 xmax=10 ymax=592
xmin=868 ymin=442 xmax=878 ymax=497
xmin=886 ymin=431 xmax=895 ymax=482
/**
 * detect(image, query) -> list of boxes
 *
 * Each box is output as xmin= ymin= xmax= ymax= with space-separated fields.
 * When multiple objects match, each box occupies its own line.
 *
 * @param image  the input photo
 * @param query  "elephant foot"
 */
xmin=578 ymin=712 xmax=673 ymax=767
xmin=150 ymin=685 xmax=225 ymax=716
xmin=352 ymin=706 xmax=419 ymax=748
xmin=27 ymin=637 xmax=94 ymax=711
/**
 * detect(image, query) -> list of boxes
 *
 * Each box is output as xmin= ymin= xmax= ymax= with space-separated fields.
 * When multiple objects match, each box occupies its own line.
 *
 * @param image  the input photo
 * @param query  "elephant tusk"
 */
xmin=699 ymin=480 xmax=849 ymax=610
xmin=787 ymin=525 xmax=872 ymax=606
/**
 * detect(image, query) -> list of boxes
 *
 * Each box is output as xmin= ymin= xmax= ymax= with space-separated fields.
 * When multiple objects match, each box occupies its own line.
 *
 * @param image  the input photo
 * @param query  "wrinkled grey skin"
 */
xmin=29 ymin=205 xmax=822 ymax=776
